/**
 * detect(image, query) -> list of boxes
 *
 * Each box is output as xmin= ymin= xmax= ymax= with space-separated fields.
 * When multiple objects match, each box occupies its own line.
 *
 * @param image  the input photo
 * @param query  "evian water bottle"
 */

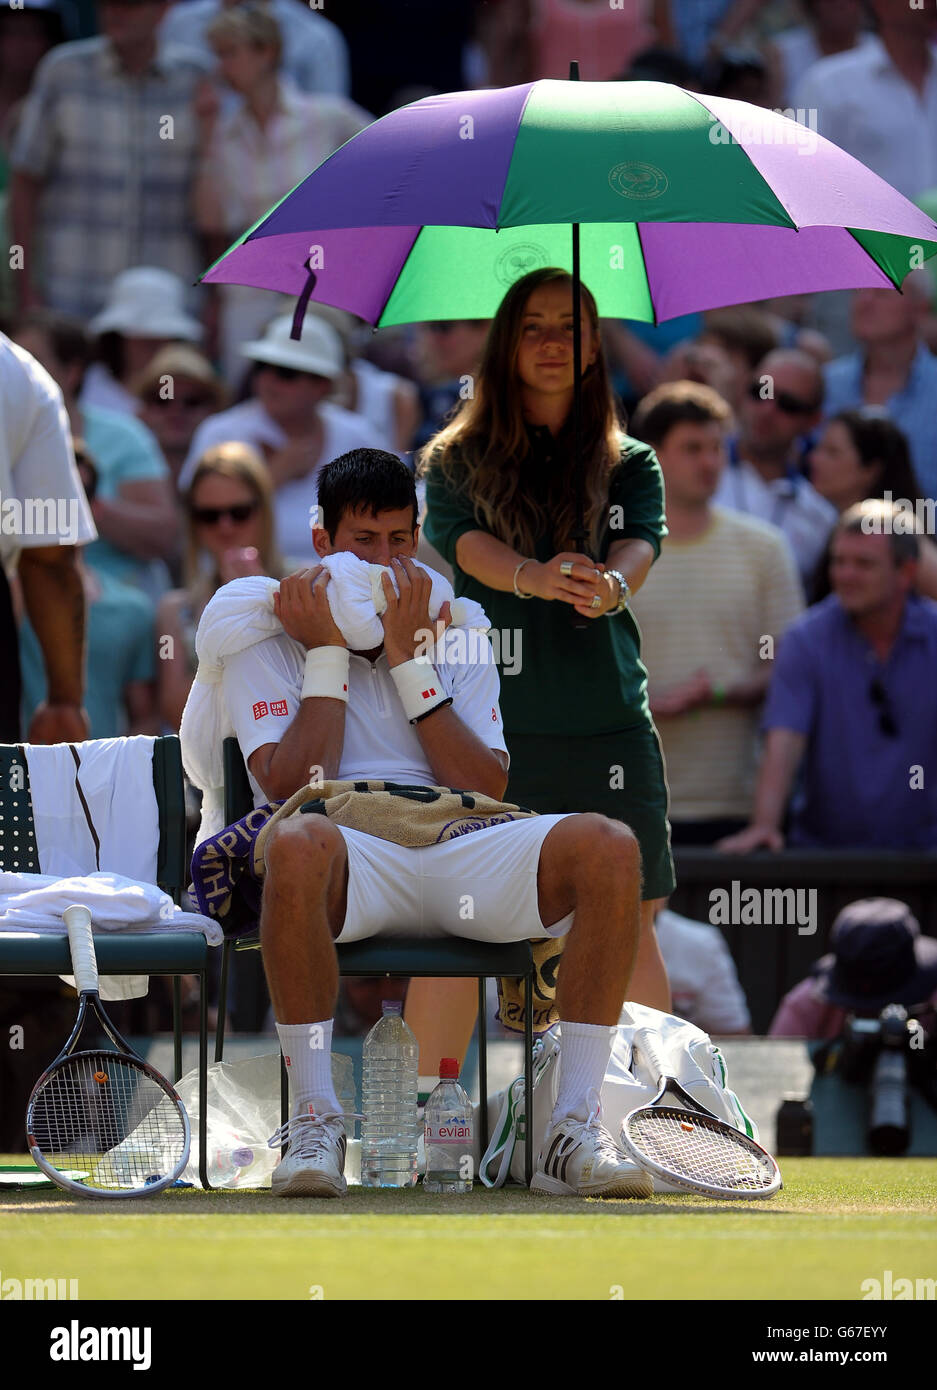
xmin=423 ymin=1058 xmax=473 ymax=1193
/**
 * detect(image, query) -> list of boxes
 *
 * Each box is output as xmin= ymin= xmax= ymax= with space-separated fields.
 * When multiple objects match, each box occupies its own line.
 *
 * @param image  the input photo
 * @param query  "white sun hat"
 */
xmin=240 ymin=312 xmax=344 ymax=380
xmin=89 ymin=267 xmax=203 ymax=341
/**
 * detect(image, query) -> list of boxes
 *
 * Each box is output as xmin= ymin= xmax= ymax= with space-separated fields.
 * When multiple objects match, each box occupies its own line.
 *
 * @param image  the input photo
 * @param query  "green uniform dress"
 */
xmin=423 ymin=423 xmax=675 ymax=900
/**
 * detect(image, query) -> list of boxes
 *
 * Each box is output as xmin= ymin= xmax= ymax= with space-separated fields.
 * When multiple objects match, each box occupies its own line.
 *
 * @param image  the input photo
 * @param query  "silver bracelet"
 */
xmin=603 ymin=569 xmax=630 ymax=615
xmin=513 ymin=558 xmax=535 ymax=599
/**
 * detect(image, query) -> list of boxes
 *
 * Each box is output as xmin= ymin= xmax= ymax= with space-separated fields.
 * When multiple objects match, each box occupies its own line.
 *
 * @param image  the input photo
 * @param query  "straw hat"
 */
xmin=130 ymin=344 xmax=228 ymax=408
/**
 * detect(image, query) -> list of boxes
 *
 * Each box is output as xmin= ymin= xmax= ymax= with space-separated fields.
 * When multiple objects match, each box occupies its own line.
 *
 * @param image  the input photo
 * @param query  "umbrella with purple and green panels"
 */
xmin=200 ymin=78 xmax=937 ymax=326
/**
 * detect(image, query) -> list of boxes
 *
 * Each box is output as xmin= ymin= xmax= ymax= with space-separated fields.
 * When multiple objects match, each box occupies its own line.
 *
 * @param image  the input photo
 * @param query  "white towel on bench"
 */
xmin=0 ymin=870 xmax=222 ymax=1000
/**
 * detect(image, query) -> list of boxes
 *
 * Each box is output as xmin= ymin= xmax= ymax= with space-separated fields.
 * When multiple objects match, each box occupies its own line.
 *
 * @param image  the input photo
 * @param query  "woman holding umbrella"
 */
xmin=413 ymin=267 xmax=674 ymax=1061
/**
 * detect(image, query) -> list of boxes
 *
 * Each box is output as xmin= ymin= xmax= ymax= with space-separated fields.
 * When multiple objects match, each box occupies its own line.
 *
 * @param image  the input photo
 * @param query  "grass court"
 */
xmin=2 ymin=1158 xmax=935 ymax=1302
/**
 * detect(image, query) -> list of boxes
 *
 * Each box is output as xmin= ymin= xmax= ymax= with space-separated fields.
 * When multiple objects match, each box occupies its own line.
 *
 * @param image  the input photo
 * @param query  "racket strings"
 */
xmin=626 ymin=1108 xmax=776 ymax=1191
xmin=29 ymin=1052 xmax=187 ymax=1192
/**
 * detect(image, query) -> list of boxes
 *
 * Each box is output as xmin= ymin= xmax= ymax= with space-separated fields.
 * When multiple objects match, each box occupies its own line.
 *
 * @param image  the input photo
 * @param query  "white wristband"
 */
xmin=301 ymin=646 xmax=349 ymax=702
xmin=389 ymin=657 xmax=450 ymax=724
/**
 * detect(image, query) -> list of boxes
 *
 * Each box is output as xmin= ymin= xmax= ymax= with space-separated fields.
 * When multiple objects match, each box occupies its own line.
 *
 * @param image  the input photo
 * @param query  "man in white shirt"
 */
xmin=714 ymin=349 xmax=837 ymax=593
xmin=179 ymin=313 xmax=376 ymax=565
xmin=655 ymin=905 xmax=751 ymax=1035
xmin=0 ymin=333 xmax=99 ymax=1153
xmin=792 ymin=0 xmax=937 ymax=201
xmin=0 ymin=333 xmax=96 ymax=743
xmin=220 ymin=448 xmax=648 ymax=1200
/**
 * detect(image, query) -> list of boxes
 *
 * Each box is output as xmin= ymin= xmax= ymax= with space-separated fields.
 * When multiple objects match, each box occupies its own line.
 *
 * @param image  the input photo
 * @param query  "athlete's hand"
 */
xmin=379 ymin=555 xmax=451 ymax=666
xmin=274 ymin=566 xmax=345 ymax=650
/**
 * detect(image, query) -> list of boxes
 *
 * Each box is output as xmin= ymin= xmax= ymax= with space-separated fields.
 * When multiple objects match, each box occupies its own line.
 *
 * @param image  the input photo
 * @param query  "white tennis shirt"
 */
xmin=0 ymin=334 xmax=97 ymax=566
xmin=222 ymin=629 xmax=509 ymax=806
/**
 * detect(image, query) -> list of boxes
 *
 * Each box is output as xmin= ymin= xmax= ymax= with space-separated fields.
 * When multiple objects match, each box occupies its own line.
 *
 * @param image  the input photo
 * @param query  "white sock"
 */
xmin=276 ymin=1019 xmax=341 ymax=1119
xmin=551 ymin=1021 xmax=617 ymax=1125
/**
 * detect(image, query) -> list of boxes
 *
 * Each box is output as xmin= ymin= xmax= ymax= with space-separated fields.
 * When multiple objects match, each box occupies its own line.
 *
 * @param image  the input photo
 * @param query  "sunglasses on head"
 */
xmin=869 ymin=678 xmax=899 ymax=738
xmin=747 ymin=382 xmax=817 ymax=415
xmin=190 ymin=501 xmax=258 ymax=526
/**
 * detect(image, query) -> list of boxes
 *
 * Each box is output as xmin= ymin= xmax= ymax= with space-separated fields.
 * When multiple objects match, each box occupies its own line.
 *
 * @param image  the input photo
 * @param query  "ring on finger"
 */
xmin=560 ymin=560 xmax=574 ymax=577
xmin=590 ymin=594 xmax=602 ymax=610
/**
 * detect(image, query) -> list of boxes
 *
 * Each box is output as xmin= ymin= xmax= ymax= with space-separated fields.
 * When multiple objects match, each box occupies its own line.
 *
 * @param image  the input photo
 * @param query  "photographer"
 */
xmin=769 ymin=898 xmax=937 ymax=1039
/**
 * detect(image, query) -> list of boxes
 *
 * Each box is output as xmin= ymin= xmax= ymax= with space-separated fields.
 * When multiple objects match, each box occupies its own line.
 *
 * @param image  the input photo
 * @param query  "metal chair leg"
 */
xmin=199 ymin=968 xmax=211 ymax=1190
xmin=215 ymin=937 xmax=231 ymax=1063
xmin=172 ymin=976 xmax=183 ymax=1081
xmin=477 ymin=976 xmax=488 ymax=1162
xmin=524 ymin=971 xmax=534 ymax=1186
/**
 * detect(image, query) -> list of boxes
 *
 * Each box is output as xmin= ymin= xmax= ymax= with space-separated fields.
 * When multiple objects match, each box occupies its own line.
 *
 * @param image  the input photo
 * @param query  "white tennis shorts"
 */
xmin=334 ymin=814 xmax=576 ymax=944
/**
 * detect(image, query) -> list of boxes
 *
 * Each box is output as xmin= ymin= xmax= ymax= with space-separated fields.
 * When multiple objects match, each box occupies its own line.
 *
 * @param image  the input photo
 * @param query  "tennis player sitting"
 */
xmin=222 ymin=448 xmax=648 ymax=1198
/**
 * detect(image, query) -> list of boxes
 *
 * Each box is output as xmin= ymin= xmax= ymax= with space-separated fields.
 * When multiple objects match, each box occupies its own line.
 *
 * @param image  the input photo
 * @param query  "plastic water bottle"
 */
xmin=210 ymin=1145 xmax=258 ymax=1188
xmin=361 ymin=1001 xmax=418 ymax=1187
xmin=423 ymin=1058 xmax=473 ymax=1193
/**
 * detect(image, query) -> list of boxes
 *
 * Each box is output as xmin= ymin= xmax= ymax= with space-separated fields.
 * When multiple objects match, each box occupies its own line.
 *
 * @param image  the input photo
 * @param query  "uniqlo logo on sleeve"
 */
xmin=421 ymin=687 xmax=437 ymax=700
xmin=252 ymin=701 xmax=269 ymax=720
xmin=270 ymin=700 xmax=289 ymax=716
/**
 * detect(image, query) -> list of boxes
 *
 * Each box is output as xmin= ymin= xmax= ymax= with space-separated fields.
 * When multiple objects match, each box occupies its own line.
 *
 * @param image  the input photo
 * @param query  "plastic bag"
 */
xmin=479 ymin=1004 xmax=759 ymax=1189
xmin=173 ymin=1051 xmax=356 ymax=1189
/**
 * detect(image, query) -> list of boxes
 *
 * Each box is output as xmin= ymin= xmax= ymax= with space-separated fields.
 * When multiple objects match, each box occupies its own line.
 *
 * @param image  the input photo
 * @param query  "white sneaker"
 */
xmin=268 ymin=1111 xmax=352 ymax=1198
xmin=530 ymin=1090 xmax=653 ymax=1199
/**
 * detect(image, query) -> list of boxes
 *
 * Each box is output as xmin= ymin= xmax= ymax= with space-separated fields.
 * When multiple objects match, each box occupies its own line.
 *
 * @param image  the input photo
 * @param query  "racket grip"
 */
xmin=632 ymin=1026 xmax=667 ymax=1086
xmin=64 ymin=904 xmax=98 ymax=995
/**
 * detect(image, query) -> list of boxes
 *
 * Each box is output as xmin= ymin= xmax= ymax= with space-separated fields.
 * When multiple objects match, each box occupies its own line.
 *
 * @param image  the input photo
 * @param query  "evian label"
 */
xmin=425 ymin=1122 xmax=472 ymax=1144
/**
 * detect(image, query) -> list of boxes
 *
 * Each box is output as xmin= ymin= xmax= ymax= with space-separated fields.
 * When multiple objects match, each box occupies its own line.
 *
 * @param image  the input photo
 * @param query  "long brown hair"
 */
xmin=418 ymin=268 xmax=624 ymax=556
xmin=184 ymin=443 xmax=286 ymax=611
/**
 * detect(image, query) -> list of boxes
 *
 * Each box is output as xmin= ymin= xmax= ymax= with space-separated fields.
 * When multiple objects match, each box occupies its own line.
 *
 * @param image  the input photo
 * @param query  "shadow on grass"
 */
xmin=1 ymin=1185 xmax=798 ymax=1218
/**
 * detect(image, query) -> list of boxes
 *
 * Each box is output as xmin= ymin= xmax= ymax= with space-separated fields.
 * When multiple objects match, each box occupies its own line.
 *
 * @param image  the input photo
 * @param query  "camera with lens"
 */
xmin=840 ymin=1004 xmax=918 ymax=1155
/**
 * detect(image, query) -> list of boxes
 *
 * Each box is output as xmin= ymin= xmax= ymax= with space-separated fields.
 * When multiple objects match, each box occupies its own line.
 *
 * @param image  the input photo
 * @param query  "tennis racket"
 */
xmin=619 ymin=1026 xmax=781 ymax=1200
xmin=25 ymin=904 xmax=190 ymax=1198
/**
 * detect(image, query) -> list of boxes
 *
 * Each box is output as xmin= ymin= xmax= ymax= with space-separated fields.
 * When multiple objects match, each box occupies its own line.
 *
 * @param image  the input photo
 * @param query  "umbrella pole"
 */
xmin=569 ymin=222 xmax=589 ymax=631
xmin=571 ymin=220 xmax=585 ymax=553
xmin=568 ymin=60 xmax=586 ymax=558
xmin=568 ymin=60 xmax=589 ymax=630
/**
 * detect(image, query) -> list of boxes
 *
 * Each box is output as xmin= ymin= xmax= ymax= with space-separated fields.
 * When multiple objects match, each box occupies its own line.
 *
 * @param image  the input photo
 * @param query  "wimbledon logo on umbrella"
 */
xmin=608 ymin=162 xmax=669 ymax=200
xmin=494 ymin=243 xmax=550 ymax=286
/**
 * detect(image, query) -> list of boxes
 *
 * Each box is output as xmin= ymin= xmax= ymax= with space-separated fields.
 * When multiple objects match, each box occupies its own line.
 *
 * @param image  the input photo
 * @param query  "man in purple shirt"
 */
xmin=719 ymin=500 xmax=937 ymax=852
